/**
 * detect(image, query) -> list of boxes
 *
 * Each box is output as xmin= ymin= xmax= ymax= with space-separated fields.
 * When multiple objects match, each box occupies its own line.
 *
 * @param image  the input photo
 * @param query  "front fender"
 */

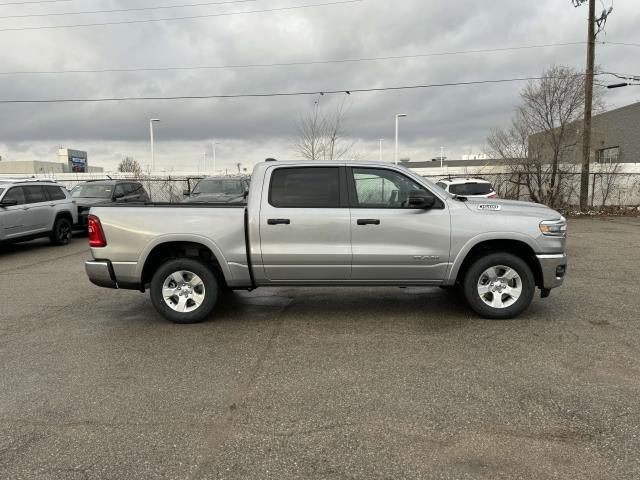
xmin=445 ymin=232 xmax=540 ymax=285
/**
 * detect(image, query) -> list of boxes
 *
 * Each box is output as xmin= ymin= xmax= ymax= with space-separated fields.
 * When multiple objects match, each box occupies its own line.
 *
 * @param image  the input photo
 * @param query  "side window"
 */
xmin=23 ymin=186 xmax=47 ymax=204
xmin=113 ymin=184 xmax=125 ymax=197
xmin=269 ymin=167 xmax=340 ymax=208
xmin=46 ymin=186 xmax=67 ymax=201
xmin=3 ymin=187 xmax=26 ymax=205
xmin=351 ymin=168 xmax=428 ymax=208
xmin=129 ymin=183 xmax=142 ymax=195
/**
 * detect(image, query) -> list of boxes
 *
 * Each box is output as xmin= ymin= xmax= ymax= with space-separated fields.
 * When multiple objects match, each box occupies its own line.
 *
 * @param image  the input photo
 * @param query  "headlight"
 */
xmin=539 ymin=218 xmax=567 ymax=237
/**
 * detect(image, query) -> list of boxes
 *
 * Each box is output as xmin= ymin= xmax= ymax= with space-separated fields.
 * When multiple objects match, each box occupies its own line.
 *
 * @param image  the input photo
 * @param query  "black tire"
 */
xmin=149 ymin=258 xmax=219 ymax=324
xmin=462 ymin=252 xmax=535 ymax=320
xmin=49 ymin=217 xmax=72 ymax=245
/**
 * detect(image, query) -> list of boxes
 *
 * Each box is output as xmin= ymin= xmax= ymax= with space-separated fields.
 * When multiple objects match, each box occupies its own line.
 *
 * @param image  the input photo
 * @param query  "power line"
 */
xmin=0 ymin=39 xmax=634 ymax=76
xmin=0 ymin=0 xmax=259 ymax=19
xmin=0 ymin=41 xmax=594 ymax=76
xmin=0 ymin=0 xmax=75 ymax=5
xmin=0 ymin=74 xmax=611 ymax=104
xmin=0 ymin=0 xmax=364 ymax=32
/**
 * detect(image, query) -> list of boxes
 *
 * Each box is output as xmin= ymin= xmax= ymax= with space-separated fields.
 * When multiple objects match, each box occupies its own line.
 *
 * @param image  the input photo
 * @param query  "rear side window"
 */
xmin=3 ymin=187 xmax=26 ymax=205
xmin=23 ymin=186 xmax=47 ymax=204
xmin=449 ymin=183 xmax=493 ymax=195
xmin=269 ymin=167 xmax=340 ymax=208
xmin=46 ymin=186 xmax=67 ymax=201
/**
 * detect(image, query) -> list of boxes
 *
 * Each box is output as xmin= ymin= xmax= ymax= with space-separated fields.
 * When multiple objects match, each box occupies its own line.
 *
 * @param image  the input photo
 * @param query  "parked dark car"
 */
xmin=71 ymin=180 xmax=150 ymax=228
xmin=182 ymin=177 xmax=249 ymax=204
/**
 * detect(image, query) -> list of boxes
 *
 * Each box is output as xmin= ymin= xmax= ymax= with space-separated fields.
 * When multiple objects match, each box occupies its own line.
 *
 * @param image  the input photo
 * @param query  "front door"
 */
xmin=348 ymin=167 xmax=451 ymax=282
xmin=1 ymin=187 xmax=27 ymax=240
xmin=259 ymin=166 xmax=351 ymax=281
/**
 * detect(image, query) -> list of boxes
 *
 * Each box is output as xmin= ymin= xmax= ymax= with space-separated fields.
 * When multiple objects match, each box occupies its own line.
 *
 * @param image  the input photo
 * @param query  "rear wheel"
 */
xmin=150 ymin=258 xmax=219 ymax=324
xmin=49 ymin=217 xmax=72 ymax=245
xmin=462 ymin=252 xmax=535 ymax=319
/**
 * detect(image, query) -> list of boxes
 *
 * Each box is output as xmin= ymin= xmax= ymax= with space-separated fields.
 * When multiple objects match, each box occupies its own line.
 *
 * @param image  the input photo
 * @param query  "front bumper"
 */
xmin=536 ymin=253 xmax=567 ymax=289
xmin=85 ymin=260 xmax=117 ymax=289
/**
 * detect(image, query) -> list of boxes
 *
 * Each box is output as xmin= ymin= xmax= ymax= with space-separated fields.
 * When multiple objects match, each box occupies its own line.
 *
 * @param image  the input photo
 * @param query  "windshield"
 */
xmin=449 ymin=182 xmax=493 ymax=196
xmin=193 ymin=179 xmax=244 ymax=195
xmin=71 ymin=184 xmax=114 ymax=198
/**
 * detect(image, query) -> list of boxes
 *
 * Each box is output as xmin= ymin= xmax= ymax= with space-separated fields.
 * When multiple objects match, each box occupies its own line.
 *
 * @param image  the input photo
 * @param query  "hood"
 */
xmin=460 ymin=197 xmax=562 ymax=220
xmin=181 ymin=192 xmax=245 ymax=204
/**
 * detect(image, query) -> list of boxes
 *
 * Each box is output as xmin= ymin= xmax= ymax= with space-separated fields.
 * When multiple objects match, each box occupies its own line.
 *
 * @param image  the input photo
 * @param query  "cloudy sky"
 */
xmin=0 ymin=0 xmax=638 ymax=173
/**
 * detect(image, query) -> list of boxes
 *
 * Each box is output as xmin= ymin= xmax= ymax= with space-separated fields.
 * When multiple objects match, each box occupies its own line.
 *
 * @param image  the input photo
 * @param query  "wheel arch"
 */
xmin=448 ymin=235 xmax=543 ymax=288
xmin=54 ymin=210 xmax=74 ymax=225
xmin=139 ymin=236 xmax=231 ymax=289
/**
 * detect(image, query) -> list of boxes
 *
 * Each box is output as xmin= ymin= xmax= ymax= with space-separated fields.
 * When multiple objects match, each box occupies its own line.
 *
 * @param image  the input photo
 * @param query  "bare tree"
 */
xmin=293 ymin=98 xmax=356 ymax=160
xmin=118 ymin=156 xmax=142 ymax=175
xmin=593 ymin=157 xmax=622 ymax=207
xmin=487 ymin=65 xmax=604 ymax=208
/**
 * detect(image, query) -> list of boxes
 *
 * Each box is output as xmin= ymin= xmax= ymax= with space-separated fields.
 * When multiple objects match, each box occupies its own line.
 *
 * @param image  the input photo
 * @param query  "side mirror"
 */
xmin=407 ymin=190 xmax=436 ymax=209
xmin=183 ymin=190 xmax=190 ymax=197
xmin=1 ymin=198 xmax=18 ymax=207
xmin=243 ymin=189 xmax=249 ymax=198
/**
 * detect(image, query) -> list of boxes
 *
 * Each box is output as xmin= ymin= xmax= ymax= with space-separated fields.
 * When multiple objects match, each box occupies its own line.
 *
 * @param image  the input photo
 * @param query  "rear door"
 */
xmin=258 ymin=166 xmax=351 ymax=281
xmin=22 ymin=185 xmax=52 ymax=233
xmin=1 ymin=187 xmax=28 ymax=240
xmin=348 ymin=167 xmax=451 ymax=282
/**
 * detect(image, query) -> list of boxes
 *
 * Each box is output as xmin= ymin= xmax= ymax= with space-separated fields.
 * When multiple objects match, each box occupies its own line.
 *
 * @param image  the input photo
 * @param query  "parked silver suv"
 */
xmin=0 ymin=179 xmax=78 ymax=245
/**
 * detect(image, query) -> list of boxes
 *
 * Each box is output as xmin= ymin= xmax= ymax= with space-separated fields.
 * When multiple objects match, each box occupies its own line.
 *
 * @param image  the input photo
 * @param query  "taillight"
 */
xmin=88 ymin=214 xmax=107 ymax=247
xmin=488 ymin=193 xmax=498 ymax=199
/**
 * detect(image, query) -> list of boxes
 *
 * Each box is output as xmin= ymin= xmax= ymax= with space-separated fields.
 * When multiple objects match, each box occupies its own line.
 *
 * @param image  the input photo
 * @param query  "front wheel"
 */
xmin=462 ymin=252 xmax=535 ymax=319
xmin=49 ymin=217 xmax=72 ymax=245
xmin=150 ymin=258 xmax=219 ymax=324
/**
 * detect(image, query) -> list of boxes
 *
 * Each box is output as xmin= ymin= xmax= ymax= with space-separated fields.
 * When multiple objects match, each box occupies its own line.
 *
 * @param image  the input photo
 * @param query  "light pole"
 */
xmin=379 ymin=139 xmax=384 ymax=162
xmin=440 ymin=146 xmax=445 ymax=169
xmin=212 ymin=141 xmax=220 ymax=174
xmin=394 ymin=114 xmax=407 ymax=165
xmin=149 ymin=118 xmax=160 ymax=172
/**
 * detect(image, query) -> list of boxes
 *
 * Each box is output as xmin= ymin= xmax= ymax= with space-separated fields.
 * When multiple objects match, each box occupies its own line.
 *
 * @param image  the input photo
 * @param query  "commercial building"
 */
xmin=0 ymin=148 xmax=103 ymax=174
xmin=528 ymin=101 xmax=640 ymax=164
xmin=0 ymin=160 xmax=103 ymax=174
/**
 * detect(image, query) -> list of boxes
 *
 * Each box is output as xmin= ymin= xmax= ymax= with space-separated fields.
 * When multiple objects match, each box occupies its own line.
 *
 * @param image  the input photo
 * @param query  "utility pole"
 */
xmin=579 ymin=0 xmax=596 ymax=211
xmin=379 ymin=139 xmax=384 ymax=162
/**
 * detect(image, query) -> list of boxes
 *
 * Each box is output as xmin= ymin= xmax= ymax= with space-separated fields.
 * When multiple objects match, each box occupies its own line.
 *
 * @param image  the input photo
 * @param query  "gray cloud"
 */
xmin=0 ymin=0 xmax=637 ymax=171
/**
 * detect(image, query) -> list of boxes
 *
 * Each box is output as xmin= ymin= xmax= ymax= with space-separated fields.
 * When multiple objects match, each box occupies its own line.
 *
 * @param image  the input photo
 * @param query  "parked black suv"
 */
xmin=71 ymin=180 xmax=150 ymax=228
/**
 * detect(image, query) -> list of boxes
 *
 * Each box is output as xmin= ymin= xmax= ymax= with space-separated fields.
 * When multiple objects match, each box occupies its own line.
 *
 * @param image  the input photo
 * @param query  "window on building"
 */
xmin=596 ymin=146 xmax=620 ymax=163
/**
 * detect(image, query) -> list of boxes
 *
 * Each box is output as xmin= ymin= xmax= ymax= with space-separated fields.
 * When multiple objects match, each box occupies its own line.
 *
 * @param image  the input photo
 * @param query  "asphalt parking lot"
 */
xmin=1 ymin=216 xmax=639 ymax=479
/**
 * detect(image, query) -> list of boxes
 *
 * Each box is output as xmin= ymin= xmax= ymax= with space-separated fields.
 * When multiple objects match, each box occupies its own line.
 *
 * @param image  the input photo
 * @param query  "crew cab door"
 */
xmin=258 ymin=166 xmax=351 ymax=281
xmin=347 ymin=167 xmax=450 ymax=282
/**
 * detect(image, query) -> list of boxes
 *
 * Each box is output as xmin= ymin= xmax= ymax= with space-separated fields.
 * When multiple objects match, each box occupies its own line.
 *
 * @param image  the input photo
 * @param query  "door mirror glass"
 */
xmin=406 ymin=190 xmax=435 ymax=209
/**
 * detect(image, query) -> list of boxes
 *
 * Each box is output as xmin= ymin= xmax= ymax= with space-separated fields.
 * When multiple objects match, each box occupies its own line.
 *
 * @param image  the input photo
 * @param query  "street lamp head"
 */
xmin=150 ymin=118 xmax=161 ymax=122
xmin=396 ymin=113 xmax=408 ymax=118
xmin=607 ymin=83 xmax=628 ymax=89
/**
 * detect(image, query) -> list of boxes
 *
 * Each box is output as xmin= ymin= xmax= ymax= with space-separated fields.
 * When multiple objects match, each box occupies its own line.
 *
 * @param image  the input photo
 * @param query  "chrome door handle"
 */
xmin=357 ymin=219 xmax=380 ymax=225
xmin=267 ymin=218 xmax=290 ymax=225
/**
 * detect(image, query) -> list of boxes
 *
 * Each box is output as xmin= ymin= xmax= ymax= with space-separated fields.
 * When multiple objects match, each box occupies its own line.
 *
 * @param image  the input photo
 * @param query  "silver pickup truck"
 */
xmin=85 ymin=161 xmax=567 ymax=323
